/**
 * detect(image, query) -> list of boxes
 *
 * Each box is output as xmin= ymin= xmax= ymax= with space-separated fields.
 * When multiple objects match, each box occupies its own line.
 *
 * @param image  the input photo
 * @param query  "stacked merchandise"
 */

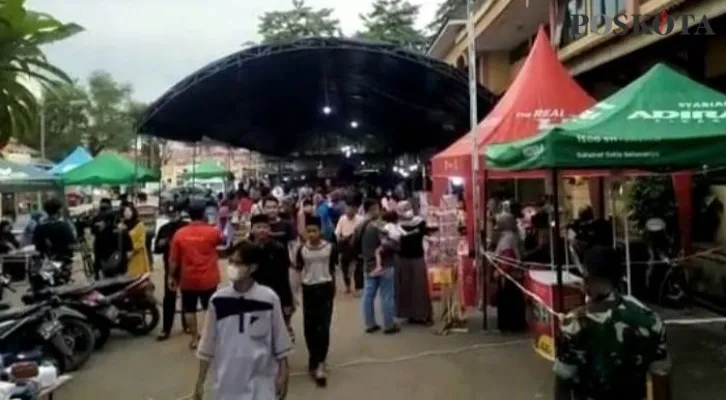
xmin=424 ymin=195 xmax=459 ymax=298
xmin=425 ymin=194 xmax=466 ymax=333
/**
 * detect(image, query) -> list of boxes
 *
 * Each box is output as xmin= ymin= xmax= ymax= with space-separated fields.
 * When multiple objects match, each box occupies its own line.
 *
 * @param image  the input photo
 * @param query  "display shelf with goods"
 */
xmin=426 ymin=194 xmax=470 ymax=334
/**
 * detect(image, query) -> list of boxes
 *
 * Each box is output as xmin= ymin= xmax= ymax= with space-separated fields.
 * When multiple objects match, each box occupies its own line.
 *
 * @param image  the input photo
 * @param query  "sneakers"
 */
xmin=365 ymin=325 xmax=381 ymax=333
xmin=314 ymin=364 xmax=327 ymax=387
xmin=383 ymin=326 xmax=401 ymax=335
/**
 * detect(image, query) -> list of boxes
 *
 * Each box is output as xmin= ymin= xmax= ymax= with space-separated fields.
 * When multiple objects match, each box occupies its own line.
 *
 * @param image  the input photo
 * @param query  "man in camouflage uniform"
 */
xmin=554 ymin=246 xmax=672 ymax=400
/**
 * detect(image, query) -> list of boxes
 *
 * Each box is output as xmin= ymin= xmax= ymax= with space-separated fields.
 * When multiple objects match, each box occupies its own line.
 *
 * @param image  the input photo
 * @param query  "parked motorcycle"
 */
xmin=0 ymin=278 xmax=95 ymax=373
xmin=26 ymin=258 xmax=72 ymax=290
xmin=21 ymin=273 xmax=159 ymax=349
xmin=0 ymin=349 xmax=63 ymax=399
xmin=643 ymin=218 xmax=688 ymax=308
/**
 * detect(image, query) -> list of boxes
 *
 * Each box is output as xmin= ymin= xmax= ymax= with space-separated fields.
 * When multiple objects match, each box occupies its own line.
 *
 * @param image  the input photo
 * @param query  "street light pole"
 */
xmin=39 ymin=105 xmax=46 ymax=161
xmin=465 ymin=0 xmax=485 ymax=329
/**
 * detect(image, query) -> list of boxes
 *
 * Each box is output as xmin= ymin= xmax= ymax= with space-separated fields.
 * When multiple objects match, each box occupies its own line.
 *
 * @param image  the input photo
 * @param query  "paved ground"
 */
xmin=6 ymin=260 xmax=726 ymax=399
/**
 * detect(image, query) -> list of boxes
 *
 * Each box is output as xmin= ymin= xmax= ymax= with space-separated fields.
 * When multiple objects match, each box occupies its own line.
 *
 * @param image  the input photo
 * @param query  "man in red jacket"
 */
xmin=169 ymin=200 xmax=222 ymax=350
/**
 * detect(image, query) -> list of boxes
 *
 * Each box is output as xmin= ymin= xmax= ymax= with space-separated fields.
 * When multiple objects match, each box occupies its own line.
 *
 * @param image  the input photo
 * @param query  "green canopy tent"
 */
xmin=486 ymin=63 xmax=726 ymax=170
xmin=180 ymin=161 xmax=230 ymax=180
xmin=60 ymin=151 xmax=158 ymax=186
xmin=0 ymin=158 xmax=60 ymax=191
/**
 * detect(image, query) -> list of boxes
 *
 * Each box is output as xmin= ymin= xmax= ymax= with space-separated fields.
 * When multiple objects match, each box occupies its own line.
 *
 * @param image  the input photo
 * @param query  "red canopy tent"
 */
xmin=431 ymin=27 xmax=596 ymax=244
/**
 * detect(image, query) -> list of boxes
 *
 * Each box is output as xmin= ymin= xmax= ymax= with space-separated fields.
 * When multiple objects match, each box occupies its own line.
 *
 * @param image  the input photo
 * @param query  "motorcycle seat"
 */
xmin=50 ymin=283 xmax=96 ymax=297
xmin=0 ymin=304 xmax=42 ymax=321
xmin=92 ymin=275 xmax=137 ymax=291
xmin=0 ymin=302 xmax=10 ymax=311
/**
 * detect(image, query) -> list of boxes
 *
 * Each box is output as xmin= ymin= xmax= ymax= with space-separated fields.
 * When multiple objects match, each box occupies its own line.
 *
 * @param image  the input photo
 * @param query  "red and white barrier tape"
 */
xmin=483 ymin=252 xmax=726 ymax=326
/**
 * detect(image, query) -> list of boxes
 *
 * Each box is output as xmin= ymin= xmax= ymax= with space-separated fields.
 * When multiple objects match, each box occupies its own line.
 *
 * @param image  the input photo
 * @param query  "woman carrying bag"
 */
xmin=119 ymin=204 xmax=151 ymax=278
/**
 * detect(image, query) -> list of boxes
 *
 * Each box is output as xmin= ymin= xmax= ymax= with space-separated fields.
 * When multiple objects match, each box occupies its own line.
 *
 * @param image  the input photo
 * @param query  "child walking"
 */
xmin=295 ymin=215 xmax=337 ymax=387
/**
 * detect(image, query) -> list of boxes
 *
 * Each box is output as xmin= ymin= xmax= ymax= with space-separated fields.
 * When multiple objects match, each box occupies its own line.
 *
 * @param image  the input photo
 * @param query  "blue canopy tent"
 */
xmin=49 ymin=146 xmax=93 ymax=175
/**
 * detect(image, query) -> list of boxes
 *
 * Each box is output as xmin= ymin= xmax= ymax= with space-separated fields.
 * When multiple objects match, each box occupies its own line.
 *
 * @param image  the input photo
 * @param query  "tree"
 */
xmin=358 ymin=0 xmax=427 ymax=51
xmin=15 ymin=82 xmax=89 ymax=161
xmin=84 ymin=70 xmax=135 ymax=155
xmin=257 ymin=0 xmax=341 ymax=44
xmin=0 ymin=0 xmax=83 ymax=148
xmin=426 ymin=0 xmax=466 ymax=38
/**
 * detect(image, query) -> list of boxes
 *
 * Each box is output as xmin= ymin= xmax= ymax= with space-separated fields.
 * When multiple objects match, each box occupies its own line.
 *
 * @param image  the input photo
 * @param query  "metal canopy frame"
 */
xmin=138 ymin=37 xmax=496 ymax=157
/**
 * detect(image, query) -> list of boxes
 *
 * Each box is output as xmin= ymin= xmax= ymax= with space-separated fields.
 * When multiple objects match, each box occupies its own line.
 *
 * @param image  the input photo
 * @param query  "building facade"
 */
xmin=429 ymin=0 xmax=726 ymax=97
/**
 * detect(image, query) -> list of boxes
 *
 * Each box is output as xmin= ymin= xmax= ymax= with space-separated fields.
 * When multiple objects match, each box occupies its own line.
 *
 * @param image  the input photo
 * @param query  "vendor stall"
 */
xmin=486 ymin=63 xmax=726 ymax=358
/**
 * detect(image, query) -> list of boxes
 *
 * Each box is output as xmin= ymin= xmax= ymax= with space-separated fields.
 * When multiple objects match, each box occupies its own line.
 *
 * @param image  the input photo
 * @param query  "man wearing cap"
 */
xmin=554 ymin=245 xmax=672 ymax=400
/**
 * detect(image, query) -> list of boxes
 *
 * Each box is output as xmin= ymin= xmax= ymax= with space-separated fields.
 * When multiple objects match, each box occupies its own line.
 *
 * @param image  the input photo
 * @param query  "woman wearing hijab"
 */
xmin=120 ymin=204 xmax=151 ymax=277
xmin=494 ymin=212 xmax=527 ymax=333
xmin=395 ymin=201 xmax=434 ymax=325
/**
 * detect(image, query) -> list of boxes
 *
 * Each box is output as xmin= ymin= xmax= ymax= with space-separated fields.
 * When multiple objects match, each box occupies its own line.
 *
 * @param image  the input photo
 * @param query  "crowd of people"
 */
xmin=3 ymin=179 xmax=675 ymax=400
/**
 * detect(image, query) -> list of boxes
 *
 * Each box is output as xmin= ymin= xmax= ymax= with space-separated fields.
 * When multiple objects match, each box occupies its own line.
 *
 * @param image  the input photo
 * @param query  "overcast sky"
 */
xmin=29 ymin=0 xmax=439 ymax=102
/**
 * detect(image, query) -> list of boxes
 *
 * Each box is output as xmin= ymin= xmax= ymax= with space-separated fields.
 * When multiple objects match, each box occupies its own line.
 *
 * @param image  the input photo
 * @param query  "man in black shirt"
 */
xmin=261 ymin=196 xmax=296 ymax=249
xmin=33 ymin=198 xmax=77 ymax=273
xmin=248 ymin=214 xmax=295 ymax=339
xmin=154 ymin=203 xmax=190 ymax=340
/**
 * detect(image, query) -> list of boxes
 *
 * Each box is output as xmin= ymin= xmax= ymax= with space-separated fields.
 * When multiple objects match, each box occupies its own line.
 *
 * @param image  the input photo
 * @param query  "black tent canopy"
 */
xmin=138 ymin=37 xmax=496 ymax=156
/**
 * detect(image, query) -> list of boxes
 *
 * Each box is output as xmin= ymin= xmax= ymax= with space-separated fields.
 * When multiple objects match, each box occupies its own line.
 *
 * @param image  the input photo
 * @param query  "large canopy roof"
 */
xmin=137 ymin=37 xmax=496 ymax=157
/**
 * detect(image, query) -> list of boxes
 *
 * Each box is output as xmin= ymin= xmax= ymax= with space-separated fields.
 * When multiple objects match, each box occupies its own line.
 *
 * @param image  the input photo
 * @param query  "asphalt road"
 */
xmin=5 ymin=259 xmax=726 ymax=399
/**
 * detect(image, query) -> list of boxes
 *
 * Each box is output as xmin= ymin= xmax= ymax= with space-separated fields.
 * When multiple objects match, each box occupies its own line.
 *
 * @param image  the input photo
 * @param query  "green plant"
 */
xmin=627 ymin=176 xmax=678 ymax=241
xmin=0 ymin=0 xmax=83 ymax=146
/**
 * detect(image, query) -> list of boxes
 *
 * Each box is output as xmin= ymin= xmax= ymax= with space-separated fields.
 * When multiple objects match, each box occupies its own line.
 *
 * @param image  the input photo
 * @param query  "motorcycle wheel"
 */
xmin=658 ymin=268 xmax=688 ymax=308
xmin=57 ymin=317 xmax=96 ymax=371
xmin=124 ymin=303 xmax=160 ymax=336
xmin=94 ymin=325 xmax=111 ymax=350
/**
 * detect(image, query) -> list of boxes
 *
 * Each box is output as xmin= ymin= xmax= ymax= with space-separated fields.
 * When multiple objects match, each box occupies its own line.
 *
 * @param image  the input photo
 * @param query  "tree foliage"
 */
xmin=13 ymin=81 xmax=89 ymax=161
xmin=258 ymin=0 xmax=341 ymax=44
xmin=0 ymin=0 xmax=83 ymax=148
xmin=426 ymin=0 xmax=466 ymax=38
xmin=84 ymin=70 xmax=136 ymax=155
xmin=358 ymin=0 xmax=427 ymax=51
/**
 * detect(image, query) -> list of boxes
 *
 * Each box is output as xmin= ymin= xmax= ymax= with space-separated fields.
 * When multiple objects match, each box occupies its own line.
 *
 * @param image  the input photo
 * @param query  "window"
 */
xmin=591 ymin=0 xmax=626 ymax=25
xmin=561 ymin=0 xmax=587 ymax=45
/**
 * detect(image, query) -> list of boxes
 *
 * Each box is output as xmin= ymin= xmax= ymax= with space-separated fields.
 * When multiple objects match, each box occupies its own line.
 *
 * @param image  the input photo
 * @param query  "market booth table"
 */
xmin=486 ymin=63 xmax=726 ymax=359
xmin=525 ymin=270 xmax=583 ymax=360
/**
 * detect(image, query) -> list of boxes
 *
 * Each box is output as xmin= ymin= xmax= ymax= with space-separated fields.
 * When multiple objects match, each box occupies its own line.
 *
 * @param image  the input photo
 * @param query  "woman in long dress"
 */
xmin=394 ymin=201 xmax=433 ymax=325
xmin=120 ymin=204 xmax=151 ymax=277
xmin=494 ymin=213 xmax=527 ymax=333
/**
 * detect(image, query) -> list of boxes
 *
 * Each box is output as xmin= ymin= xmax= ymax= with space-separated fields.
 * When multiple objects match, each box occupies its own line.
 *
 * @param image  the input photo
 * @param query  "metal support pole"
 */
xmin=191 ymin=143 xmax=198 ymax=187
xmin=38 ymin=105 xmax=46 ymax=210
xmin=465 ymin=0 xmax=484 ymax=330
xmin=132 ymin=132 xmax=140 ymax=200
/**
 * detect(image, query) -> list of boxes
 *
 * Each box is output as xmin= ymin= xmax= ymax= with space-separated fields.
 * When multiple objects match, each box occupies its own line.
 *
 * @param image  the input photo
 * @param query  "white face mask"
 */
xmin=403 ymin=210 xmax=414 ymax=219
xmin=227 ymin=264 xmax=251 ymax=281
xmin=226 ymin=265 xmax=240 ymax=281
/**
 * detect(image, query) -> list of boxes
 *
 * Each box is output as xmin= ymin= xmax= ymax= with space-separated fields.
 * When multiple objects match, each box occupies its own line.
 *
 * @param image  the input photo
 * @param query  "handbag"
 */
xmin=100 ymin=229 xmax=125 ymax=276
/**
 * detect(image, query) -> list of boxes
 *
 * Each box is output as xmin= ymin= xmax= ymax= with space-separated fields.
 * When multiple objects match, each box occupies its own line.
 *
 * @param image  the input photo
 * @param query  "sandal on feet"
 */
xmin=156 ymin=332 xmax=170 ymax=342
xmin=189 ymin=336 xmax=200 ymax=350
